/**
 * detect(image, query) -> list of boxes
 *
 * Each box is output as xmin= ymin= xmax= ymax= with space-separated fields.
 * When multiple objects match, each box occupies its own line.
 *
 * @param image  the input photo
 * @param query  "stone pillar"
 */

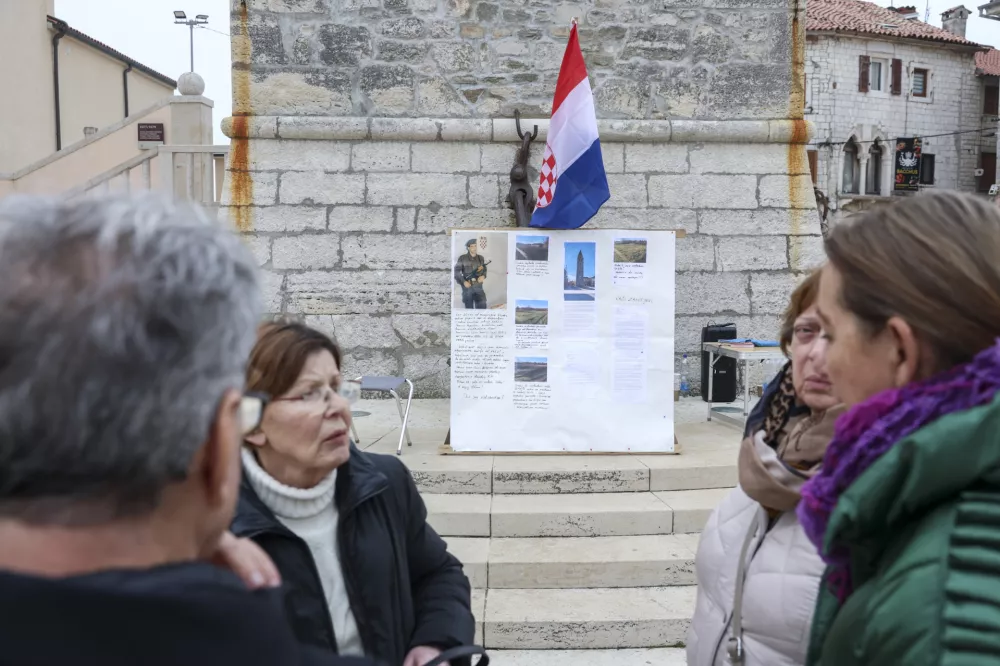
xmin=222 ymin=0 xmax=821 ymax=397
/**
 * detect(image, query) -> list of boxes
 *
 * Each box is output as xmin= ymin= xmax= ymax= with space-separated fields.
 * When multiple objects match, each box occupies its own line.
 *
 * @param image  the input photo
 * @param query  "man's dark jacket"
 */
xmin=453 ymin=253 xmax=487 ymax=287
xmin=231 ymin=445 xmax=475 ymax=666
xmin=0 ymin=561 xmax=374 ymax=666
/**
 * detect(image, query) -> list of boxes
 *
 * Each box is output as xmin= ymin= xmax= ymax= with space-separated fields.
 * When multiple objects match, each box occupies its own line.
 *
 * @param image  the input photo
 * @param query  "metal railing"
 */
xmin=68 ymin=145 xmax=230 ymax=207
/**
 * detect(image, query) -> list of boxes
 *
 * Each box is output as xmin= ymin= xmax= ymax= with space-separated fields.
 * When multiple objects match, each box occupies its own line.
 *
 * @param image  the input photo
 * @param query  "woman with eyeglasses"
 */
xmin=230 ymin=322 xmax=475 ymax=666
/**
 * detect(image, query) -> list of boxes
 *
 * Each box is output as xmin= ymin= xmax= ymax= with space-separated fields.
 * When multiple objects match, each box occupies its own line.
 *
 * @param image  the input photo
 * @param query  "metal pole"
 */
xmin=189 ymin=23 xmax=194 ymax=71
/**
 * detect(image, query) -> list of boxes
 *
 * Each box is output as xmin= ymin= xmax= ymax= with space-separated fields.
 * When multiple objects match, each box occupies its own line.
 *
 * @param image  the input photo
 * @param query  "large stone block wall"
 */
xmin=234 ymin=0 xmax=798 ymax=121
xmin=224 ymin=0 xmax=821 ymax=397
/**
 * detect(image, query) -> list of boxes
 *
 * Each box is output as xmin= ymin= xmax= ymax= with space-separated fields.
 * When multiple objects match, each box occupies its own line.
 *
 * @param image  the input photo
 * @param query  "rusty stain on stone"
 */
xmin=787 ymin=0 xmax=810 ymax=269
xmin=230 ymin=1 xmax=254 ymax=233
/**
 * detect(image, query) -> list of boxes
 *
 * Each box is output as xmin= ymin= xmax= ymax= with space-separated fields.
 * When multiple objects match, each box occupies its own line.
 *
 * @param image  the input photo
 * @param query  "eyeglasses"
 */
xmin=272 ymin=380 xmax=362 ymax=409
xmin=240 ymin=392 xmax=270 ymax=435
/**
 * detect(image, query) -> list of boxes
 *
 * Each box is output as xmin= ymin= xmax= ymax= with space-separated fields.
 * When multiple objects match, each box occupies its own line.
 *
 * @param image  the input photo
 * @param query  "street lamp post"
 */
xmin=173 ymin=11 xmax=209 ymax=72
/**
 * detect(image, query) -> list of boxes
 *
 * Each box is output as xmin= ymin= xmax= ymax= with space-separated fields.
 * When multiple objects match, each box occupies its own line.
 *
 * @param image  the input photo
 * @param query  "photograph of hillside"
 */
xmin=614 ymin=238 xmax=647 ymax=263
xmin=514 ymin=357 xmax=548 ymax=383
xmin=515 ymin=299 xmax=548 ymax=325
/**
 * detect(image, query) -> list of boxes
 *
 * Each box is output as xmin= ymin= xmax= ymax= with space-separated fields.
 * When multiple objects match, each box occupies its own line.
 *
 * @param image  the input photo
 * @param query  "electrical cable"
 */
xmin=814 ymin=125 xmax=998 ymax=148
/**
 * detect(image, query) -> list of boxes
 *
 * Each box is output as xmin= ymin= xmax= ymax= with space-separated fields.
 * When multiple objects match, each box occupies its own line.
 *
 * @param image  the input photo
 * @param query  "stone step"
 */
xmin=445 ymin=537 xmax=489 ymax=589
xmin=655 ymin=487 xmax=731 ymax=534
xmin=424 ymin=493 xmax=492 ymax=537
xmin=425 ymin=488 xmax=730 ymax=538
xmin=445 ymin=535 xmax=700 ymax=589
xmin=405 ymin=452 xmax=738 ymax=495
xmin=488 ymin=535 xmax=699 ymax=588
xmin=486 ymin=648 xmax=686 ymax=665
xmin=491 ymin=492 xmax=673 ymax=538
xmin=484 ymin=586 xmax=696 ymax=649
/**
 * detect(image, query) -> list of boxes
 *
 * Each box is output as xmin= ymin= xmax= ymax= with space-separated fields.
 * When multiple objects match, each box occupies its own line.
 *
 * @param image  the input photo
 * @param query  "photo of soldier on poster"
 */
xmin=452 ymin=232 xmax=509 ymax=311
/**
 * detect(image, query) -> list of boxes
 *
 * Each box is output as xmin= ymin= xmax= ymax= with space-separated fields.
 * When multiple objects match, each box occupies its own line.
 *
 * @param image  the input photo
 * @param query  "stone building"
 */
xmin=804 ymin=0 xmax=994 ymax=216
xmin=223 ymin=0 xmax=821 ymax=397
xmin=975 ymin=48 xmax=1000 ymax=186
xmin=0 ymin=0 xmax=177 ymax=174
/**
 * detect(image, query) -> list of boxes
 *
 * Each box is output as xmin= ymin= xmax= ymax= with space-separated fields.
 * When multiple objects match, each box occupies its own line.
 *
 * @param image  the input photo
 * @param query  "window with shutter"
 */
xmin=859 ymin=55 xmax=871 ymax=93
xmin=870 ymin=60 xmax=884 ymax=91
xmin=985 ymin=86 xmax=999 ymax=115
xmin=912 ymin=68 xmax=929 ymax=97
xmin=891 ymin=59 xmax=902 ymax=95
xmin=919 ymin=154 xmax=935 ymax=185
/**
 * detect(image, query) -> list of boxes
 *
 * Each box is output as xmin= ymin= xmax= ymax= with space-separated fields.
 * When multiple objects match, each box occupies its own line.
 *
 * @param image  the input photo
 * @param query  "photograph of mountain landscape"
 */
xmin=514 ymin=357 xmax=548 ymax=382
xmin=515 ymin=235 xmax=549 ymax=261
xmin=515 ymin=299 xmax=548 ymax=325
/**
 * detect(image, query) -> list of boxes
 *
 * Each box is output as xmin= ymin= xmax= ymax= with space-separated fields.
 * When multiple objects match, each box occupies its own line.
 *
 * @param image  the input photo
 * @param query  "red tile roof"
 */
xmin=976 ymin=49 xmax=1000 ymax=75
xmin=807 ymin=0 xmax=981 ymax=46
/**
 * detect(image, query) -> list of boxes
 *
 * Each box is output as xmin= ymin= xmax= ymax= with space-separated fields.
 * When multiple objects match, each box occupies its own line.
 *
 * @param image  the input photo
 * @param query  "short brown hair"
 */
xmin=779 ymin=269 xmax=822 ymax=354
xmin=247 ymin=321 xmax=343 ymax=399
xmin=825 ymin=191 xmax=1000 ymax=371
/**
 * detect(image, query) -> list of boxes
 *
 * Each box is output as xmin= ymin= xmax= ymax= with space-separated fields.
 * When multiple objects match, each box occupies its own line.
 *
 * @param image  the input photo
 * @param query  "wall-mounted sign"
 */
xmin=138 ymin=123 xmax=165 ymax=143
xmin=894 ymin=137 xmax=922 ymax=192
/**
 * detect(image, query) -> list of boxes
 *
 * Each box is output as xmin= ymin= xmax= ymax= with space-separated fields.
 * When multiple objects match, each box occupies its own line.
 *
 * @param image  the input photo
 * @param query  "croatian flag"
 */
xmin=530 ymin=23 xmax=611 ymax=229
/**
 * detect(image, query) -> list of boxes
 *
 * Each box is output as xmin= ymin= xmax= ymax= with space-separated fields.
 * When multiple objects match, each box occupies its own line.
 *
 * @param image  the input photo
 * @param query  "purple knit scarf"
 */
xmin=797 ymin=340 xmax=1000 ymax=602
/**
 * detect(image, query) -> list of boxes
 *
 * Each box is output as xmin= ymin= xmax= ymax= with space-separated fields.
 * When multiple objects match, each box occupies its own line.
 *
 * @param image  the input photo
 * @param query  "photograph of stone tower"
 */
xmin=222 ymin=0 xmax=823 ymax=397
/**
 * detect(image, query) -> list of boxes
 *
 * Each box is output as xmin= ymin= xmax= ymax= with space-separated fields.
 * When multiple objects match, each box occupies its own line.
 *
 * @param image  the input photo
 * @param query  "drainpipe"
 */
xmin=51 ymin=22 xmax=67 ymax=152
xmin=122 ymin=63 xmax=132 ymax=118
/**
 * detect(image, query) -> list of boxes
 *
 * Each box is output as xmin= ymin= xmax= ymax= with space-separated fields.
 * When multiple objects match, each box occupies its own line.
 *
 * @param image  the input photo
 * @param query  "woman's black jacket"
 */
xmin=231 ymin=446 xmax=475 ymax=666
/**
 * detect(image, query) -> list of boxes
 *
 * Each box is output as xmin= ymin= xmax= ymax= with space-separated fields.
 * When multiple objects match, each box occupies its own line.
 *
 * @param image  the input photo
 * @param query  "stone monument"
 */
xmin=222 ymin=0 xmax=821 ymax=397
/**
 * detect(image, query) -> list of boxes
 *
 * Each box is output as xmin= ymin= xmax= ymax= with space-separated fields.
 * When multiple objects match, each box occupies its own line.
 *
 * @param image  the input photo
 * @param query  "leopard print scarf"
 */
xmin=762 ymin=362 xmax=797 ymax=447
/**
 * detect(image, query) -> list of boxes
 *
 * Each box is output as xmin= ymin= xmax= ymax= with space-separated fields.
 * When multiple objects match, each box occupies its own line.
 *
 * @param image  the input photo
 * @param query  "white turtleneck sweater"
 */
xmin=241 ymin=448 xmax=364 ymax=657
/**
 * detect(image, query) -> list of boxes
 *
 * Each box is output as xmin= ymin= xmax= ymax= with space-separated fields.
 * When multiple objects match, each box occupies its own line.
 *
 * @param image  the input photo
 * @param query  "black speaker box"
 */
xmin=701 ymin=323 xmax=738 ymax=402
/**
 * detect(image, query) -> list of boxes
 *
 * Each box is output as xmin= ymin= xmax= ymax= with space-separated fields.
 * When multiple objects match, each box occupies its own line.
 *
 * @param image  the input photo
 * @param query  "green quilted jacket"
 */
xmin=806 ymin=393 xmax=1000 ymax=666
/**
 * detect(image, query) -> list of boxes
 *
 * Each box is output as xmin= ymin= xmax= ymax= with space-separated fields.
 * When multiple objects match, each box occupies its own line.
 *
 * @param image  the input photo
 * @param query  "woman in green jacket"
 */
xmin=799 ymin=191 xmax=1000 ymax=666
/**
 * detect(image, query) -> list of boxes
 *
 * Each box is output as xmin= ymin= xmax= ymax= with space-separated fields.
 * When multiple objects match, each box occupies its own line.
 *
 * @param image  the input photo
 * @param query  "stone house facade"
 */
xmin=975 ymin=48 xmax=1000 ymax=186
xmin=223 ymin=0 xmax=822 ymax=397
xmin=805 ymin=0 xmax=993 ymax=216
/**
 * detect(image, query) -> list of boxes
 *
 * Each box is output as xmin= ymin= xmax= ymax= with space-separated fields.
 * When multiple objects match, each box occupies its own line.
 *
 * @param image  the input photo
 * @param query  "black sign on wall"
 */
xmin=894 ymin=137 xmax=922 ymax=191
xmin=138 ymin=123 xmax=165 ymax=142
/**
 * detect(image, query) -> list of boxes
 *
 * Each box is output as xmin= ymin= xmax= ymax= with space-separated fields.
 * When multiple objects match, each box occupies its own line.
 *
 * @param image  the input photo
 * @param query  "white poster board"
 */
xmin=449 ymin=228 xmax=676 ymax=453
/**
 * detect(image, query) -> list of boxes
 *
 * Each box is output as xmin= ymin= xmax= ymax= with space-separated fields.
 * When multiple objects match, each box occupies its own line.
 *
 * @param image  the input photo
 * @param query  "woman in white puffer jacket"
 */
xmin=687 ymin=271 xmax=844 ymax=666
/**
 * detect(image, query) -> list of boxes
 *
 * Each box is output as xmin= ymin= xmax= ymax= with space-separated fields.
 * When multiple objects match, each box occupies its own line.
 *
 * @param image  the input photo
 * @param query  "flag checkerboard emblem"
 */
xmin=536 ymin=146 xmax=557 ymax=208
xmin=479 ymin=237 xmax=487 ymax=250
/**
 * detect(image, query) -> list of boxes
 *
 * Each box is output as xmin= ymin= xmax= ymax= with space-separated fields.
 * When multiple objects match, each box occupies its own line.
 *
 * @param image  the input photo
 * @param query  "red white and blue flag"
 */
xmin=530 ymin=23 xmax=611 ymax=229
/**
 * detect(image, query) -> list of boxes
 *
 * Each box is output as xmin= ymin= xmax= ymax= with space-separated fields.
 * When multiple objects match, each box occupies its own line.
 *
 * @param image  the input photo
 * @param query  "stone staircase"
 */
xmin=355 ymin=402 xmax=740 ymax=666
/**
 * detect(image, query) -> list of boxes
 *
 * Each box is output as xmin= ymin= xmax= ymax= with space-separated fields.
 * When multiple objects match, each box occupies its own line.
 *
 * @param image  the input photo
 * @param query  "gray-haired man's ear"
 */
xmin=188 ymin=387 xmax=244 ymax=557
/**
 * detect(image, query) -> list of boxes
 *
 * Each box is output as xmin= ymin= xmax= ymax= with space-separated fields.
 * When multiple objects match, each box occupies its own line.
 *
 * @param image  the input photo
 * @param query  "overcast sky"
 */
xmin=55 ymin=0 xmax=232 ymax=144
xmin=53 ymin=0 xmax=1000 ymax=146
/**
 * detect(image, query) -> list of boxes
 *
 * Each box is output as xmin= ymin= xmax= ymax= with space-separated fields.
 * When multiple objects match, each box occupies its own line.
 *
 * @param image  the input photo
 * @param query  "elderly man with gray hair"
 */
xmin=0 ymin=195 xmax=376 ymax=666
